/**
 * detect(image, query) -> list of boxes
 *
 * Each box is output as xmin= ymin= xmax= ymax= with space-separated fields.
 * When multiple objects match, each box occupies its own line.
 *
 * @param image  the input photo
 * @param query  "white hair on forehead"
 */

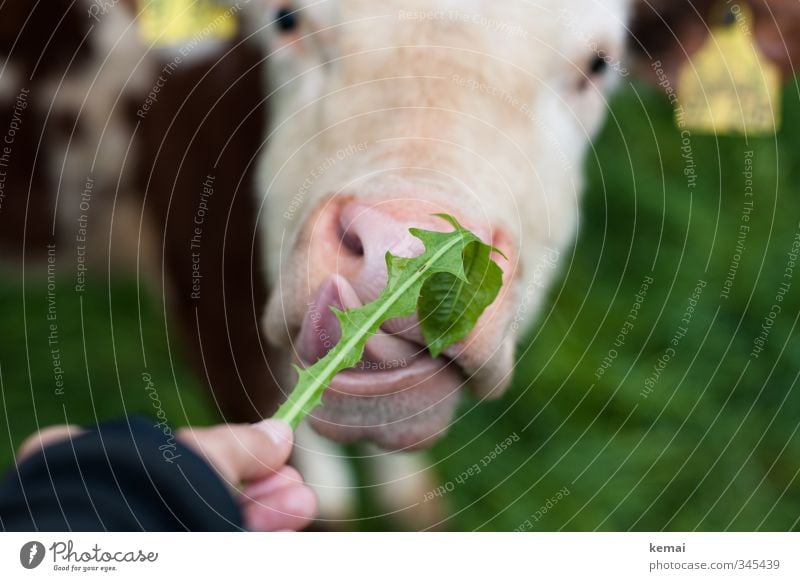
xmin=280 ymin=0 xmax=632 ymax=60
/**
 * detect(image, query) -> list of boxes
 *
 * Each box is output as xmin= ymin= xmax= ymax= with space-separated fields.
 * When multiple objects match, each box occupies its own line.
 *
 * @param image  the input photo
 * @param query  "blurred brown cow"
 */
xmin=631 ymin=0 xmax=800 ymax=79
xmin=0 ymin=0 xmax=278 ymax=422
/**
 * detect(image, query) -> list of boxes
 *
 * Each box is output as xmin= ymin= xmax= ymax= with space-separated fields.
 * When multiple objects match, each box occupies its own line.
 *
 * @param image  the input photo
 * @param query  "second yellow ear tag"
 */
xmin=677 ymin=2 xmax=781 ymax=136
xmin=137 ymin=0 xmax=238 ymax=47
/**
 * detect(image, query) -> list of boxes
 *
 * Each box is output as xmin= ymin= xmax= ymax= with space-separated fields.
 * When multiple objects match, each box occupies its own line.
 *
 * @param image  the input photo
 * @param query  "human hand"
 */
xmin=17 ymin=420 xmax=317 ymax=532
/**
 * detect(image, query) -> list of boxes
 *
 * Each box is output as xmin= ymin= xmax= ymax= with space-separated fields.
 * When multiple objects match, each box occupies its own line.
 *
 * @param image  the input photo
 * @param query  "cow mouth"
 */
xmin=309 ymin=353 xmax=458 ymax=397
xmin=293 ymin=274 xmax=465 ymax=449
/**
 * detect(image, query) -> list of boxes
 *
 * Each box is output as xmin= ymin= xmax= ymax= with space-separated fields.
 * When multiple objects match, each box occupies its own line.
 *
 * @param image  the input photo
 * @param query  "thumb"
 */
xmin=178 ymin=420 xmax=294 ymax=485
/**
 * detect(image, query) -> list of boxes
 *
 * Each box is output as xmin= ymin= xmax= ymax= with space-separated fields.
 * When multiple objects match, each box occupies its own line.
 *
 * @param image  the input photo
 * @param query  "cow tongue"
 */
xmin=297 ymin=275 xmax=421 ymax=367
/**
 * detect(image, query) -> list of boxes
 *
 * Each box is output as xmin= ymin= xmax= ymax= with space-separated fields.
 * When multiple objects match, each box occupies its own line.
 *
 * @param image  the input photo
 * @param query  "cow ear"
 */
xmin=628 ymin=0 xmax=800 ymax=83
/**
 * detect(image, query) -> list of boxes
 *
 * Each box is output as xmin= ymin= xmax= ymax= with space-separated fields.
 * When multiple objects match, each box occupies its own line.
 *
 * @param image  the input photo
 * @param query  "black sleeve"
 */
xmin=0 ymin=416 xmax=244 ymax=531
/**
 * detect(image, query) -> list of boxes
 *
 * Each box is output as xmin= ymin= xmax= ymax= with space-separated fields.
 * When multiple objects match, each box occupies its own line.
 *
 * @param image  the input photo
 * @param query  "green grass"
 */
xmin=2 ymin=79 xmax=800 ymax=530
xmin=430 ymin=79 xmax=800 ymax=531
xmin=0 ymin=279 xmax=218 ymax=454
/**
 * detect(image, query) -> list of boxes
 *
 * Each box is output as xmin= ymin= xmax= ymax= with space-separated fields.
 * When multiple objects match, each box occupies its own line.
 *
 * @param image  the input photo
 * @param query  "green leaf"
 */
xmin=272 ymin=215 xmax=504 ymax=428
xmin=418 ymin=240 xmax=504 ymax=358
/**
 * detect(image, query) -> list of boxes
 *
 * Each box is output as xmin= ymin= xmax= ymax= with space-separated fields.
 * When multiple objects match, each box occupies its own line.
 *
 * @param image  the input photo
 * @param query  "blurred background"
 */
xmin=1 ymin=1 xmax=799 ymax=531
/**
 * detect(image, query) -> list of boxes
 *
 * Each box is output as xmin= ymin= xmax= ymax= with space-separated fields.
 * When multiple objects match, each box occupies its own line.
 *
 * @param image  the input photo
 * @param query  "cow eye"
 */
xmin=588 ymin=55 xmax=608 ymax=77
xmin=276 ymin=6 xmax=299 ymax=32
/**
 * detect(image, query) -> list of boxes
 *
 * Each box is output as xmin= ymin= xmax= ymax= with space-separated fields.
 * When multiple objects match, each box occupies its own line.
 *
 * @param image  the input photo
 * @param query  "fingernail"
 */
xmin=253 ymin=419 xmax=293 ymax=447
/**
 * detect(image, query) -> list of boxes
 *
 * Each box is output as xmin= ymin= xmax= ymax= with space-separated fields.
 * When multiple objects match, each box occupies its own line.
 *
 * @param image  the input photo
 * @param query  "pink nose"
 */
xmin=295 ymin=197 xmax=511 ymax=364
xmin=313 ymin=197 xmax=501 ymax=306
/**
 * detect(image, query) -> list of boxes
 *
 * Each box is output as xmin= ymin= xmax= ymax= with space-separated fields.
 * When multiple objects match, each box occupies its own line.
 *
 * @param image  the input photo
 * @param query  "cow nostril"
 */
xmin=339 ymin=225 xmax=364 ymax=257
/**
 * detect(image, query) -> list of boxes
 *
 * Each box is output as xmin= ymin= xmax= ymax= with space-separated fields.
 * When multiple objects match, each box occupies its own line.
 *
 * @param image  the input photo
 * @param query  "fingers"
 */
xmin=241 ymin=466 xmax=318 ymax=532
xmin=17 ymin=425 xmax=85 ymax=461
xmin=178 ymin=422 xmax=317 ymax=530
xmin=177 ymin=420 xmax=294 ymax=486
xmin=241 ymin=465 xmax=305 ymax=499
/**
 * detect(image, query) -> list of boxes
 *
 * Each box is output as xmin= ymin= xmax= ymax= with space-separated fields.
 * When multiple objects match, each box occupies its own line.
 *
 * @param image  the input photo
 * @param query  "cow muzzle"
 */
xmin=269 ymin=196 xmax=517 ymax=449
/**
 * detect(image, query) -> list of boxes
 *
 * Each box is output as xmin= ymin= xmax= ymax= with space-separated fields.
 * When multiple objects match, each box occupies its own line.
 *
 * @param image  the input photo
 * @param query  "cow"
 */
xmin=0 ymin=0 xmax=281 ymax=423
xmin=249 ymin=0 xmax=800 ymax=526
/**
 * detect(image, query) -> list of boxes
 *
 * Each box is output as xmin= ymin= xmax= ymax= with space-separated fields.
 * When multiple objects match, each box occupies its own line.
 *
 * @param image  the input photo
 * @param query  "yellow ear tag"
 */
xmin=676 ymin=2 xmax=781 ymax=136
xmin=137 ymin=0 xmax=238 ymax=47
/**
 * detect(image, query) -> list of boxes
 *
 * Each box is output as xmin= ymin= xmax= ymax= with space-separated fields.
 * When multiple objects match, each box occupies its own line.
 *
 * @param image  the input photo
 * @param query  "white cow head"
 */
xmin=256 ymin=0 xmax=631 ymax=449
